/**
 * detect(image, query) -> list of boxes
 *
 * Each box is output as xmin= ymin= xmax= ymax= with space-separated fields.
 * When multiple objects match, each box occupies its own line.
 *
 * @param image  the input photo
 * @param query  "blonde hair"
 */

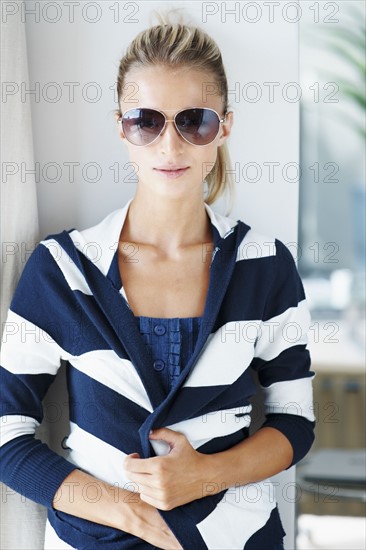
xmin=114 ymin=8 xmax=236 ymax=214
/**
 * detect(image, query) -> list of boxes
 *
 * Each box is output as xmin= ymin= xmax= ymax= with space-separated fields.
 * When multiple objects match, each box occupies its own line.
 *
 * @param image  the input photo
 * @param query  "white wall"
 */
xmin=23 ymin=1 xmax=301 ymax=546
xmin=23 ymin=0 xmax=301 ymax=243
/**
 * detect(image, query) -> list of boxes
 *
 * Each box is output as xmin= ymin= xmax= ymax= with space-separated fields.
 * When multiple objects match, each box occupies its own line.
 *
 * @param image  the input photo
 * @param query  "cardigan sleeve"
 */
xmin=0 ymin=242 xmax=79 ymax=508
xmin=251 ymin=238 xmax=316 ymax=467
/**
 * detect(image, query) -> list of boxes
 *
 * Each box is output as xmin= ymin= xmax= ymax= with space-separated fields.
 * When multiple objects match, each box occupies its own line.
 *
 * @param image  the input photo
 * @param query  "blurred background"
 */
xmin=296 ymin=1 xmax=366 ymax=548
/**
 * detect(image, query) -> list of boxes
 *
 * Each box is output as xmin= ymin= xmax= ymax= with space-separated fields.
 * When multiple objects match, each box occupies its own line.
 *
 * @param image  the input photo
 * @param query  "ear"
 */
xmin=217 ymin=111 xmax=234 ymax=147
xmin=115 ymin=113 xmax=126 ymax=141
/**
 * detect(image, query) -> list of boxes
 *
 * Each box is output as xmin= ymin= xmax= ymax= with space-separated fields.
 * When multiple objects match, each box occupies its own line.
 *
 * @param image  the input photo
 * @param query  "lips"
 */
xmin=154 ymin=166 xmax=189 ymax=171
xmin=153 ymin=166 xmax=190 ymax=178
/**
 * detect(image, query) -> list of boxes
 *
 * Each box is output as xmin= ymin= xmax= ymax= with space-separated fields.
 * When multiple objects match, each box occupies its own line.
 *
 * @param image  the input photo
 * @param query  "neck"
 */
xmin=122 ymin=192 xmax=213 ymax=254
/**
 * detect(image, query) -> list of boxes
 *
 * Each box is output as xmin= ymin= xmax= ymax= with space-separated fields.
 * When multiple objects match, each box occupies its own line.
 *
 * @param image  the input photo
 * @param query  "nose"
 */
xmin=158 ymin=119 xmax=185 ymax=151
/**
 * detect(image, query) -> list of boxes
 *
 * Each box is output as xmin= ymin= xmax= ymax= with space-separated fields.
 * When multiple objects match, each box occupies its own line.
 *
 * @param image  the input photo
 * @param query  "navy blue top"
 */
xmin=134 ymin=315 xmax=202 ymax=395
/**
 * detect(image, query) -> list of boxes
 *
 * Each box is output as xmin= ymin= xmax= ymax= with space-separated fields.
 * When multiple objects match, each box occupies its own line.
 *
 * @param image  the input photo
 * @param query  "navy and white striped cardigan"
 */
xmin=1 ymin=198 xmax=315 ymax=549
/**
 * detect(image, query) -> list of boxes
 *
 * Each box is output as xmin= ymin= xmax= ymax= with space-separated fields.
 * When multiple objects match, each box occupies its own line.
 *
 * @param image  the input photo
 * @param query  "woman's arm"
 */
xmin=198 ymin=426 xmax=293 ymax=496
xmin=52 ymin=468 xmax=182 ymax=549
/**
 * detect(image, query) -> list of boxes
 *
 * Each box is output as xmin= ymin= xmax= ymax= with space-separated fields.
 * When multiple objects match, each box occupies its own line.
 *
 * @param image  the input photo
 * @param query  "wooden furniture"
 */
xmin=296 ymin=320 xmax=365 ymax=517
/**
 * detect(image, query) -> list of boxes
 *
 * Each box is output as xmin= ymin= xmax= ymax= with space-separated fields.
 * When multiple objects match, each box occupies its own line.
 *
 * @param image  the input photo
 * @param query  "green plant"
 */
xmin=305 ymin=3 xmax=366 ymax=141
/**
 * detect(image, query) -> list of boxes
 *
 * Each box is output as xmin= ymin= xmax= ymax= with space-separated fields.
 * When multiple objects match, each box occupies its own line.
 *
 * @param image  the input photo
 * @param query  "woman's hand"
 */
xmin=123 ymin=428 xmax=209 ymax=510
xmin=131 ymin=497 xmax=183 ymax=550
xmin=51 ymin=469 xmax=182 ymax=548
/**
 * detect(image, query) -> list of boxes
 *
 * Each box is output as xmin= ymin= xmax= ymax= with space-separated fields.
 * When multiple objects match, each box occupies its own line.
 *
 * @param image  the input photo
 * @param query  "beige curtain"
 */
xmin=1 ymin=2 xmax=47 ymax=548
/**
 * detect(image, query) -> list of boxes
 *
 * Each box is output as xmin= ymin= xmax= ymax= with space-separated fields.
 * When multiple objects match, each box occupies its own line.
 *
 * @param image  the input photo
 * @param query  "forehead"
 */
xmin=120 ymin=65 xmax=223 ymax=112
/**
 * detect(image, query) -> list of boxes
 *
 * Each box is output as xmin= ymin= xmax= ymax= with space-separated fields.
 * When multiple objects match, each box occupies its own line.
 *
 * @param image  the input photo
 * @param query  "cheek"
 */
xmin=199 ymin=147 xmax=219 ymax=179
xmin=127 ymin=149 xmax=149 ymax=174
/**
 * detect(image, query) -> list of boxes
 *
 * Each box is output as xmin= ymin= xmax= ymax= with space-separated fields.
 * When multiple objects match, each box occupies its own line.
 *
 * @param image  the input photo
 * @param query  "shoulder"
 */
xmin=40 ymin=206 xmax=125 ymax=251
xmin=208 ymin=204 xmax=297 ymax=265
xmin=35 ymin=205 xmax=127 ymax=275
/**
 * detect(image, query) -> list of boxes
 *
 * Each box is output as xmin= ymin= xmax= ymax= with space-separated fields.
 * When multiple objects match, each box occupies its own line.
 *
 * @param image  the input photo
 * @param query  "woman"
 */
xmin=0 ymin=14 xmax=315 ymax=550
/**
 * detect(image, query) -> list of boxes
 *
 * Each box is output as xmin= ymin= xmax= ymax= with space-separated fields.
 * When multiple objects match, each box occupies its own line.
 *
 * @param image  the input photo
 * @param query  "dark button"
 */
xmin=153 ymin=359 xmax=165 ymax=371
xmin=154 ymin=324 xmax=166 ymax=336
xmin=61 ymin=436 xmax=70 ymax=450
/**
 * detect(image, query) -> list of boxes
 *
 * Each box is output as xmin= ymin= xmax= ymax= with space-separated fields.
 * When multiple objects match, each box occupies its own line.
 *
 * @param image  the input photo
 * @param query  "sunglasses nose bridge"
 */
xmin=158 ymin=116 xmax=185 ymax=143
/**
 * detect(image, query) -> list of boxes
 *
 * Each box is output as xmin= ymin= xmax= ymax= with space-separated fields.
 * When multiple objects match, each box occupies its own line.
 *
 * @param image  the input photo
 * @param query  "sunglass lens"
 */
xmin=175 ymin=109 xmax=220 ymax=145
xmin=122 ymin=109 xmax=165 ymax=145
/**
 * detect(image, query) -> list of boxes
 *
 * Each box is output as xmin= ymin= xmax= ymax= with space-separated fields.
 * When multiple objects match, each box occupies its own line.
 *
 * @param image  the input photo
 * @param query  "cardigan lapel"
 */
xmin=53 ymin=230 xmax=168 ymax=409
xmin=138 ymin=219 xmax=251 ymax=455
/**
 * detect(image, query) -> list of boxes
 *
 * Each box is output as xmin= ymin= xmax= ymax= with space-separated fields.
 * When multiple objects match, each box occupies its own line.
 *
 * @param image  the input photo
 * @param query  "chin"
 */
xmin=153 ymin=182 xmax=195 ymax=199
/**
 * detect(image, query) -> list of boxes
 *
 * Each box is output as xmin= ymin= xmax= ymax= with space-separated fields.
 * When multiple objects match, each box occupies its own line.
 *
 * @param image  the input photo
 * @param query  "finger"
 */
xmin=126 ymin=471 xmax=156 ymax=488
xmin=149 ymin=428 xmax=186 ymax=448
xmin=124 ymin=455 xmax=160 ymax=474
xmin=139 ymin=491 xmax=165 ymax=509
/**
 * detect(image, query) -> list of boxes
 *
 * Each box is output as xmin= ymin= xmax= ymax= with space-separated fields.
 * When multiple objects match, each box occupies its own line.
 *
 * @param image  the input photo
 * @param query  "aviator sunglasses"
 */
xmin=117 ymin=107 xmax=228 ymax=146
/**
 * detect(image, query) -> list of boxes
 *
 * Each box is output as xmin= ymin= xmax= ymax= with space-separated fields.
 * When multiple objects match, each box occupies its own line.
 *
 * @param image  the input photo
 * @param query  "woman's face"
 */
xmin=116 ymin=65 xmax=233 ymax=201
